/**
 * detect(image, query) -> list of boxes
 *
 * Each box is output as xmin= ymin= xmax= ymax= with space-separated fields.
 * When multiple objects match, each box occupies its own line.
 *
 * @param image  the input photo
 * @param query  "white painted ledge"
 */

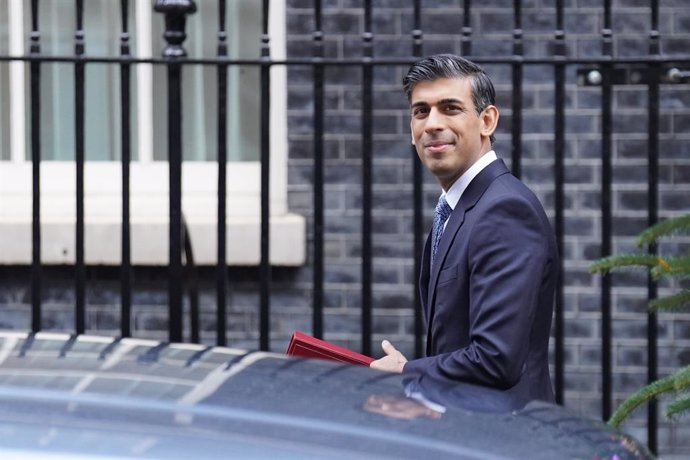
xmin=0 ymin=162 xmax=306 ymax=266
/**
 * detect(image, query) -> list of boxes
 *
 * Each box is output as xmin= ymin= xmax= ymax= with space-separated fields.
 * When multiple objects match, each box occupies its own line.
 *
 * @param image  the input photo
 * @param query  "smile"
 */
xmin=425 ymin=142 xmax=452 ymax=153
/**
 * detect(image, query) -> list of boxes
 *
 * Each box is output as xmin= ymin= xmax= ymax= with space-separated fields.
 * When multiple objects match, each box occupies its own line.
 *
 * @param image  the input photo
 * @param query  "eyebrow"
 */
xmin=410 ymin=98 xmax=466 ymax=109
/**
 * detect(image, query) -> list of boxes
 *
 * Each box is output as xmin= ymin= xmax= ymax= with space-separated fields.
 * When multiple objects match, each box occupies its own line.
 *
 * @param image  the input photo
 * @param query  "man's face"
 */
xmin=409 ymin=77 xmax=496 ymax=191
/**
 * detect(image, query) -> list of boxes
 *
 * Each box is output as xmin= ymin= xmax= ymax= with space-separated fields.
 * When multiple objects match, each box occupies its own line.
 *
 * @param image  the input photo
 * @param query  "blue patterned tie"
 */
xmin=431 ymin=195 xmax=452 ymax=268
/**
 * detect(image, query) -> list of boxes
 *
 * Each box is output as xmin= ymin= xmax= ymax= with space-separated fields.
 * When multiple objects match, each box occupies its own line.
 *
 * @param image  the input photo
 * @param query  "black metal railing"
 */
xmin=2 ymin=0 xmax=690 ymax=454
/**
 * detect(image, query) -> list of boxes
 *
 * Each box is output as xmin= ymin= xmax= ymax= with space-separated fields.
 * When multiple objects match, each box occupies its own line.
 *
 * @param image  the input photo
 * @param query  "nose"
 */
xmin=424 ymin=107 xmax=444 ymax=133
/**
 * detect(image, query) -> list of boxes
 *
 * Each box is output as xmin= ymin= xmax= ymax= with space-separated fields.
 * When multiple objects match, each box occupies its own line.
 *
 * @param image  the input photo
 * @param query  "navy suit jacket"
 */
xmin=404 ymin=159 xmax=557 ymax=403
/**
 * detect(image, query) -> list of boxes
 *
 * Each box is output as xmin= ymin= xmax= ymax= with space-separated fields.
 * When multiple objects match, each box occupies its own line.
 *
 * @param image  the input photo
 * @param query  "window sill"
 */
xmin=0 ymin=162 xmax=306 ymax=266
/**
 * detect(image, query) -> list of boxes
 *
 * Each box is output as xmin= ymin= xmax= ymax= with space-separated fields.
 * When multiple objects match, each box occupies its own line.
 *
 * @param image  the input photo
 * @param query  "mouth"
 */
xmin=424 ymin=140 xmax=453 ymax=154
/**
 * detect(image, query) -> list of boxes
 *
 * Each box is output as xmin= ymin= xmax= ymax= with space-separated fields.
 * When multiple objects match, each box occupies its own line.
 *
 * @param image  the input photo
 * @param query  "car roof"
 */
xmin=0 ymin=332 xmax=652 ymax=459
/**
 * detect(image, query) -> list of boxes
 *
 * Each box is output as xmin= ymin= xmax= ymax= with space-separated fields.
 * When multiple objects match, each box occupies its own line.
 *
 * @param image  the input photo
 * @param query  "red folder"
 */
xmin=286 ymin=331 xmax=374 ymax=366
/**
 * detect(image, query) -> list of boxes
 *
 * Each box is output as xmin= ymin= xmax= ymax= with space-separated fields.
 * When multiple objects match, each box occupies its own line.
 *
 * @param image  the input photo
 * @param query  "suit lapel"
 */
xmin=424 ymin=159 xmax=512 ymax=352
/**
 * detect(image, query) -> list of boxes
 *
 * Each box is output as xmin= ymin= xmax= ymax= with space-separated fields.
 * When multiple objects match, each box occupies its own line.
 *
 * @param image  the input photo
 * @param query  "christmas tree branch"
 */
xmin=649 ymin=289 xmax=690 ymax=312
xmin=608 ymin=375 xmax=674 ymax=427
xmin=667 ymin=395 xmax=690 ymax=419
xmin=589 ymin=254 xmax=660 ymax=274
xmin=636 ymin=214 xmax=690 ymax=246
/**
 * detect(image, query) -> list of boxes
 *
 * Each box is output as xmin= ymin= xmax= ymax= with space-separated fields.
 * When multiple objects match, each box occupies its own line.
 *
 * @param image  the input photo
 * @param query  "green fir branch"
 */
xmin=672 ymin=366 xmax=690 ymax=391
xmin=648 ymin=289 xmax=690 ymax=313
xmin=589 ymin=254 xmax=660 ymax=274
xmin=595 ymin=213 xmax=690 ymax=425
xmin=608 ymin=375 xmax=675 ymax=427
xmin=667 ymin=394 xmax=690 ymax=419
xmin=636 ymin=214 xmax=690 ymax=246
xmin=608 ymin=366 xmax=690 ymax=427
xmin=650 ymin=256 xmax=690 ymax=280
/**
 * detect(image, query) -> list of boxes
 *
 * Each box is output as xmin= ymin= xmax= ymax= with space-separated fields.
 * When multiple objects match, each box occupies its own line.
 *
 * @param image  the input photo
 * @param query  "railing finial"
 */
xmin=153 ymin=0 xmax=197 ymax=58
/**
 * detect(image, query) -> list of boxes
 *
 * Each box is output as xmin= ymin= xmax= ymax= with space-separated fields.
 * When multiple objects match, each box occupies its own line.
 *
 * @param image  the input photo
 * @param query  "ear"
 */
xmin=410 ymin=120 xmax=415 ymax=146
xmin=480 ymin=105 xmax=499 ymax=140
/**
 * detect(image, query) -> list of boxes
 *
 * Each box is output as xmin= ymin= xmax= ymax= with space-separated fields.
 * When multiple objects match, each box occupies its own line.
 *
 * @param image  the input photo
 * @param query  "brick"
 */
xmin=616 ymin=346 xmax=646 ymax=367
xmin=678 ymin=348 xmax=690 ymax=367
xmin=565 ymin=216 xmax=599 ymax=237
xmin=575 ymin=342 xmax=599 ymax=364
xmin=469 ymin=40 xmax=512 ymax=58
xmin=565 ymin=12 xmax=599 ymax=34
xmin=664 ymin=37 xmax=690 ymax=55
xmin=372 ymin=10 xmax=400 ymax=35
xmin=617 ymin=190 xmax=648 ymax=211
xmin=616 ymin=38 xmax=649 ymax=58
xmin=612 ymin=113 xmax=648 ymax=134
xmin=372 ymin=88 xmax=407 ymax=110
xmin=418 ymin=11 xmax=466 ymax=36
xmin=674 ymin=113 xmax=690 ymax=134
xmin=564 ymin=370 xmax=600 ymax=391
xmin=325 ymin=114 xmax=361 ymax=135
xmin=616 ymin=139 xmax=647 ymax=160
xmin=523 ymin=12 xmax=557 ymax=33
xmin=659 ymin=139 xmax=690 ymax=160
xmin=372 ymin=114 xmax=399 ymax=135
xmin=612 ymin=319 xmax=649 ymax=339
xmin=564 ymin=266 xmax=597 ymax=286
xmin=579 ymin=293 xmax=603 ymax=313
xmin=615 ymin=294 xmax=650 ymax=314
xmin=577 ymin=139 xmax=602 ymax=159
xmin=286 ymin=12 xmax=315 ymax=35
xmin=565 ymin=318 xmax=597 ymax=337
xmin=323 ymin=12 xmax=361 ymax=35
xmin=673 ymin=163 xmax=690 ymax=183
xmin=612 ymin=216 xmax=650 ymax=237
xmin=613 ymin=371 xmax=648 ymax=394
xmin=660 ymin=190 xmax=690 ymax=211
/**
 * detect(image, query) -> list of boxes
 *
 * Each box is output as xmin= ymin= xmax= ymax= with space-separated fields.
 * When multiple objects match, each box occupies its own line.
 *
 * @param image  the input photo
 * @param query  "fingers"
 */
xmin=381 ymin=339 xmax=397 ymax=356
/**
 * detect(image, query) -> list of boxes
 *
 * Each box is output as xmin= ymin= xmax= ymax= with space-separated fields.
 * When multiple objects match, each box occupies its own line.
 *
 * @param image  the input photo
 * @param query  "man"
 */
xmin=370 ymin=54 xmax=558 ymax=403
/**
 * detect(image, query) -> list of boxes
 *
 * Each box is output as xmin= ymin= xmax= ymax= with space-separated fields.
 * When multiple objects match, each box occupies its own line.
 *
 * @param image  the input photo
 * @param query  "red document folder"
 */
xmin=286 ymin=331 xmax=374 ymax=366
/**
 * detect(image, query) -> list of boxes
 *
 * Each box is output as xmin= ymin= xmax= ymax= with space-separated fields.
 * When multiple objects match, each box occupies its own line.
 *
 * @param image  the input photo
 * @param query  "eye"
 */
xmin=412 ymin=106 xmax=429 ymax=118
xmin=444 ymin=105 xmax=462 ymax=113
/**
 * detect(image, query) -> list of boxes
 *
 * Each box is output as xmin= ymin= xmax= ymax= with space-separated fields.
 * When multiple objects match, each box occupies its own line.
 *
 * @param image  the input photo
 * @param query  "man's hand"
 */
xmin=369 ymin=340 xmax=407 ymax=373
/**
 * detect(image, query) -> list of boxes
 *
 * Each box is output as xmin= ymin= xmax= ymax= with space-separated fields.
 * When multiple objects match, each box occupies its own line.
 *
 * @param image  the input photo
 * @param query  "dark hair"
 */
xmin=403 ymin=54 xmax=496 ymax=144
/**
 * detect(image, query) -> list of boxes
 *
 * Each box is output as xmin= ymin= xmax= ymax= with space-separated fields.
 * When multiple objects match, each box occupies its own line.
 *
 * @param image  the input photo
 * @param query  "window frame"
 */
xmin=0 ymin=0 xmax=305 ymax=267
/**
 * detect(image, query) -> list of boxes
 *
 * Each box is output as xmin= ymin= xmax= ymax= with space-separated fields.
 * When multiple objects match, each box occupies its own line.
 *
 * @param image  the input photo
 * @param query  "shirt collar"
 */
xmin=442 ymin=150 xmax=498 ymax=210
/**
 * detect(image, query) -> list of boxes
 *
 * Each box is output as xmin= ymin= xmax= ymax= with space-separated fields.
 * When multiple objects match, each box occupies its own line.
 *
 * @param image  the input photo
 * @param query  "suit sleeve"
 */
xmin=403 ymin=194 xmax=549 ymax=389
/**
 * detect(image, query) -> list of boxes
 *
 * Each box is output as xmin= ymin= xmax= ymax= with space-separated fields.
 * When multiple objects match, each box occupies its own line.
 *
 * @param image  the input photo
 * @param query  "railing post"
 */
xmin=30 ymin=0 xmax=42 ymax=333
xmin=120 ymin=0 xmax=132 ymax=338
xmin=153 ymin=0 xmax=197 ymax=343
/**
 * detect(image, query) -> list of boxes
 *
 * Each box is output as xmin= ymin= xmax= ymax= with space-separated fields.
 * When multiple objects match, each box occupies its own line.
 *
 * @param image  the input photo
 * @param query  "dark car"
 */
xmin=0 ymin=331 xmax=652 ymax=459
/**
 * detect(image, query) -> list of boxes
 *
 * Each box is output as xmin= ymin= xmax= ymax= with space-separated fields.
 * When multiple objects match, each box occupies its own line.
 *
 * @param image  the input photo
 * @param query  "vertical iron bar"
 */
xmin=30 ymin=0 xmax=42 ymax=333
xmin=119 ymin=0 xmax=132 ymax=338
xmin=154 ymin=0 xmax=197 ymax=343
xmin=312 ymin=0 xmax=325 ymax=339
xmin=646 ymin=0 xmax=660 ymax=452
xmin=361 ymin=0 xmax=373 ymax=357
xmin=553 ymin=0 xmax=566 ymax=405
xmin=511 ymin=0 xmax=523 ymax=178
xmin=168 ymin=60 xmax=183 ymax=343
xmin=75 ymin=0 xmax=86 ymax=334
xmin=600 ymin=0 xmax=613 ymax=422
xmin=216 ymin=0 xmax=228 ymax=346
xmin=462 ymin=0 xmax=472 ymax=56
xmin=184 ymin=220 xmax=199 ymax=343
xmin=412 ymin=0 xmax=424 ymax=359
xmin=259 ymin=0 xmax=272 ymax=351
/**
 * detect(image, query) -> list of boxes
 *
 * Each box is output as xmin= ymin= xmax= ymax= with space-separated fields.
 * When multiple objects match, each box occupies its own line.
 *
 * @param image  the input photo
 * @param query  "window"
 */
xmin=0 ymin=0 xmax=304 ymax=266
